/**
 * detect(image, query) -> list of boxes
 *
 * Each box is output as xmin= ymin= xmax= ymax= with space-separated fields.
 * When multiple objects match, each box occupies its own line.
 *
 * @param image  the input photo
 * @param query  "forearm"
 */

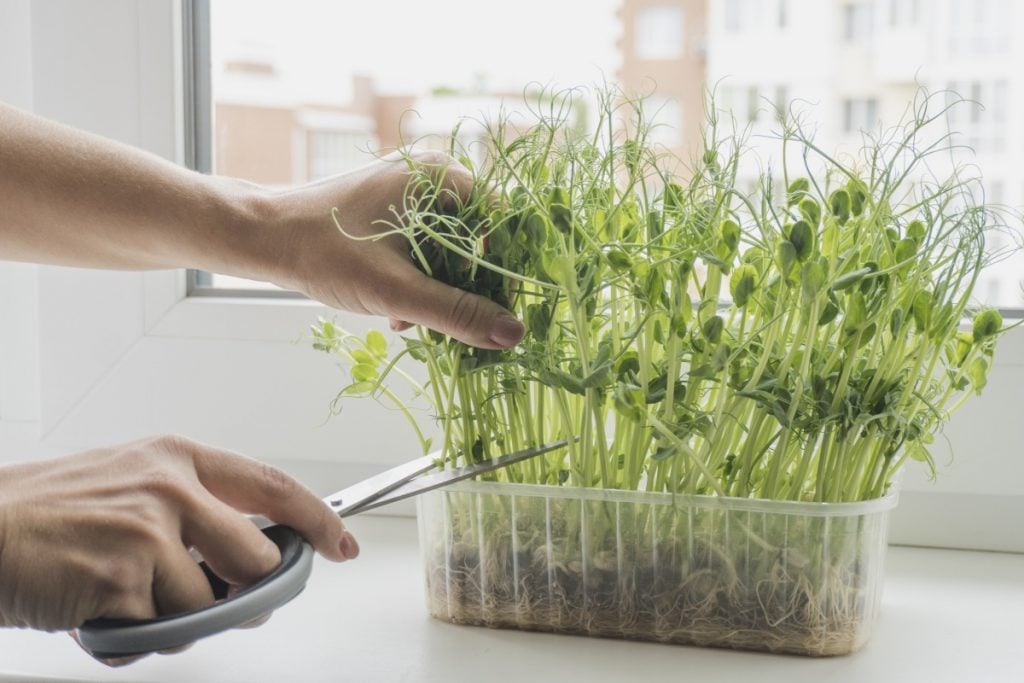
xmin=0 ymin=102 xmax=278 ymax=277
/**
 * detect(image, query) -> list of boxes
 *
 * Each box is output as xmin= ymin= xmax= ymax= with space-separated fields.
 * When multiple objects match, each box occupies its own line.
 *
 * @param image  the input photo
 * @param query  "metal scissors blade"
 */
xmin=326 ymin=440 xmax=568 ymax=517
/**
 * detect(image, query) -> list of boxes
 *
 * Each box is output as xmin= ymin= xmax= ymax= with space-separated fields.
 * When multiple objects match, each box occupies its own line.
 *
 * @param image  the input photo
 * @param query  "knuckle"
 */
xmin=134 ymin=469 xmax=192 ymax=504
xmin=445 ymin=290 xmax=484 ymax=336
xmin=257 ymin=462 xmax=298 ymax=501
xmin=412 ymin=150 xmax=452 ymax=168
xmin=148 ymin=434 xmax=198 ymax=464
xmin=97 ymin=555 xmax=152 ymax=605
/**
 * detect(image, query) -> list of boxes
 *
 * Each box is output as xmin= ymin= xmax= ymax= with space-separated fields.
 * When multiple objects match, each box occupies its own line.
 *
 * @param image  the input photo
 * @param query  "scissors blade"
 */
xmin=323 ymin=451 xmax=440 ymax=516
xmin=341 ymin=439 xmax=568 ymax=516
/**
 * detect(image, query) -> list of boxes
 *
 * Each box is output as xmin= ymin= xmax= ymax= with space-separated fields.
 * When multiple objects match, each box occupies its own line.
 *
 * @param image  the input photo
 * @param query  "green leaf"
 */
xmin=843 ymin=293 xmax=867 ymax=333
xmin=776 ymin=240 xmax=798 ymax=281
xmin=912 ymin=291 xmax=932 ymax=333
xmin=798 ymin=198 xmax=821 ymax=227
xmin=647 ymin=210 xmax=664 ymax=239
xmin=340 ymin=380 xmax=375 ymax=396
xmin=702 ymin=315 xmax=724 ymax=343
xmin=907 ymin=219 xmax=926 ymax=244
xmin=847 ymin=180 xmax=868 ymax=216
xmin=366 ymin=330 xmax=388 ymax=357
xmin=729 ymin=264 xmax=759 ymax=308
xmin=538 ymin=368 xmax=586 ymax=395
xmin=613 ymin=383 xmax=646 ymax=420
xmin=403 ymin=338 xmax=430 ymax=363
xmin=968 ymin=357 xmax=990 ymax=394
xmin=972 ymin=309 xmax=1003 ymax=342
xmin=351 ymin=363 xmax=379 ymax=382
xmin=720 ymin=220 xmax=741 ymax=251
xmin=818 ymin=300 xmax=839 ymax=326
xmin=894 ymin=238 xmax=917 ymax=270
xmin=652 ymin=445 xmax=679 ymax=461
xmin=787 ymin=177 xmax=810 ymax=206
xmin=800 ymin=261 xmax=825 ymax=304
xmin=907 ymin=442 xmax=936 ymax=479
xmin=548 ymin=186 xmax=572 ymax=233
xmin=581 ymin=361 xmax=613 ymax=389
xmin=829 ymin=189 xmax=851 ymax=224
xmin=351 ymin=349 xmax=375 ymax=365
xmin=526 ymin=303 xmax=552 ymax=340
xmin=832 ymin=266 xmax=872 ymax=291
xmin=789 ymin=220 xmax=815 ymax=261
xmin=605 ymin=248 xmax=632 ymax=272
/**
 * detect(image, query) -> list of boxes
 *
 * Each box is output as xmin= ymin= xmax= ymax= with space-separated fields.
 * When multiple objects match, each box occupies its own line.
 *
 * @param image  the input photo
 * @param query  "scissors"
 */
xmin=77 ymin=440 xmax=566 ymax=658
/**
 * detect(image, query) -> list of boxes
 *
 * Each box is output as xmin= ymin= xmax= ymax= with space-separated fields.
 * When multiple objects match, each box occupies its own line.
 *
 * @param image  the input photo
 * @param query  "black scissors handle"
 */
xmin=77 ymin=440 xmax=567 ymax=658
xmin=78 ymin=525 xmax=312 ymax=659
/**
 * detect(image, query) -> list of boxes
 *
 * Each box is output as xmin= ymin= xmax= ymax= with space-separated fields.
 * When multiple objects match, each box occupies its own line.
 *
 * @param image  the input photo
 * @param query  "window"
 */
xmin=634 ymin=5 xmax=685 ymax=60
xmin=843 ymin=2 xmax=874 ymax=43
xmin=948 ymin=0 xmax=1012 ymax=56
xmin=843 ymin=97 xmax=879 ymax=133
xmin=197 ymin=0 xmax=624 ymax=292
xmin=644 ymin=96 xmax=683 ymax=147
xmin=945 ymin=80 xmax=1010 ymax=153
xmin=724 ymin=0 xmax=762 ymax=32
xmin=1 ymin=0 xmax=1021 ymax=560
xmin=889 ymin=0 xmax=919 ymax=26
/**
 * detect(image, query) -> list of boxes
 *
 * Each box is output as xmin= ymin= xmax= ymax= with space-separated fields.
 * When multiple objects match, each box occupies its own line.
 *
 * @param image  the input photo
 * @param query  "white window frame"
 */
xmin=1 ymin=0 xmax=1023 ymax=547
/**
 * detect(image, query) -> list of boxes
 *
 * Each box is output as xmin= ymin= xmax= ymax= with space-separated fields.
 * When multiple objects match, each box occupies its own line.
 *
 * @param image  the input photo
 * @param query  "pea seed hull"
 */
xmin=419 ymin=482 xmax=895 ymax=656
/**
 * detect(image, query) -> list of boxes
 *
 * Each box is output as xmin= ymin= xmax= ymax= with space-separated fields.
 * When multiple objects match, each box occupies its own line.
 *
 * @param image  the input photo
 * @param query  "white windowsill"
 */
xmin=1 ymin=515 xmax=1022 ymax=683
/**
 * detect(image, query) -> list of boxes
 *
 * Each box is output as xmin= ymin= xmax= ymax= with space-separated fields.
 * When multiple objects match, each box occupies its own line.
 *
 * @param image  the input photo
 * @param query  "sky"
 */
xmin=211 ymin=0 xmax=622 ymax=104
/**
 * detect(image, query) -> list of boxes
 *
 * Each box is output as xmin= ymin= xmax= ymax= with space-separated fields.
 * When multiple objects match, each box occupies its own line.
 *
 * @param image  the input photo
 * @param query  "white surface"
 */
xmin=0 ymin=516 xmax=1021 ymax=683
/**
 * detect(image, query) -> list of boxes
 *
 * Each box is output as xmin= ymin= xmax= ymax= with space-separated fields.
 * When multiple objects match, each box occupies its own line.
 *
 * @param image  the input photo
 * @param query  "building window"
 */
xmin=888 ymin=0 xmax=919 ymax=26
xmin=634 ymin=5 xmax=685 ymax=60
xmin=724 ymin=0 xmax=762 ymax=33
xmin=644 ymin=96 xmax=683 ymax=147
xmin=719 ymin=84 xmax=779 ymax=126
xmin=843 ymin=98 xmax=879 ymax=133
xmin=946 ymin=80 xmax=1009 ymax=153
xmin=843 ymin=2 xmax=873 ymax=43
xmin=307 ymin=129 xmax=371 ymax=181
xmin=948 ymin=0 xmax=1012 ymax=56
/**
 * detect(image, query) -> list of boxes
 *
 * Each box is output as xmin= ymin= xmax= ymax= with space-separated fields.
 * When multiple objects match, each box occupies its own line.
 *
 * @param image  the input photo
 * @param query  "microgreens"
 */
xmin=314 ymin=87 xmax=1014 ymax=503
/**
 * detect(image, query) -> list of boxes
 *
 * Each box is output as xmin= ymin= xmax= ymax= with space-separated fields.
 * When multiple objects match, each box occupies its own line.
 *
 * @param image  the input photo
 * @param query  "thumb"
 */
xmin=387 ymin=270 xmax=525 ymax=349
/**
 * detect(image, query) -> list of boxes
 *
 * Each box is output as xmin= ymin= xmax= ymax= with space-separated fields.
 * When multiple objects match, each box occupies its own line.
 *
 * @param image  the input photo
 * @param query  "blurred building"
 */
xmin=212 ymin=59 xmax=529 ymax=187
xmin=617 ymin=0 xmax=709 ymax=170
xmin=704 ymin=0 xmax=1022 ymax=306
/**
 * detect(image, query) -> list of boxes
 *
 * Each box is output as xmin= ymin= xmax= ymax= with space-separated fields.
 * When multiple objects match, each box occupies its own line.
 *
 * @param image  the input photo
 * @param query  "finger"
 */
xmin=189 ymin=445 xmax=351 ymax=562
xmin=181 ymin=492 xmax=282 ymax=586
xmin=389 ymin=318 xmax=413 ymax=332
xmin=386 ymin=266 xmax=525 ymax=349
xmin=152 ymin=544 xmax=216 ymax=617
xmin=225 ymin=585 xmax=274 ymax=629
xmin=69 ymin=629 xmax=150 ymax=668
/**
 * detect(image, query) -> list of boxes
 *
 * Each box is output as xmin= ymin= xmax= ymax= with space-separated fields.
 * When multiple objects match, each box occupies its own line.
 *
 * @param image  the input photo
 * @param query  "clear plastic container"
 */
xmin=417 ymin=481 xmax=898 ymax=656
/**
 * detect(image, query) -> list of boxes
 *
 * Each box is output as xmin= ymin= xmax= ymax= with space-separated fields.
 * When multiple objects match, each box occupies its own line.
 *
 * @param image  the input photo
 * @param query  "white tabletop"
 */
xmin=1 ymin=515 xmax=1022 ymax=683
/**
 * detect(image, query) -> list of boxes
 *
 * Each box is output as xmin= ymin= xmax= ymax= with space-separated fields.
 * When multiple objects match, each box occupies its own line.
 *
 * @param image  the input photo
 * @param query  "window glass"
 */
xmin=198 ymin=0 xmax=1023 ymax=308
xmin=635 ymin=5 xmax=685 ymax=60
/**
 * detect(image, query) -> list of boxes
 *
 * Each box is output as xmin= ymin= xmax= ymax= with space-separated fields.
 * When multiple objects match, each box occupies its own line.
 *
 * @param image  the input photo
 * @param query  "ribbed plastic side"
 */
xmin=417 ymin=482 xmax=896 ymax=656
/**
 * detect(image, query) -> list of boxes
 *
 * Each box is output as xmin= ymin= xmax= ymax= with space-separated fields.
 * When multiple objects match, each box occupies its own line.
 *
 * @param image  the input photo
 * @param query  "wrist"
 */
xmin=189 ymin=176 xmax=288 ymax=284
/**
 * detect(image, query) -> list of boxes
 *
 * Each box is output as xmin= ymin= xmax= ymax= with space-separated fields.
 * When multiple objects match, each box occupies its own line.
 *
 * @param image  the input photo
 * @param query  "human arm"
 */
xmin=0 ymin=102 xmax=524 ymax=348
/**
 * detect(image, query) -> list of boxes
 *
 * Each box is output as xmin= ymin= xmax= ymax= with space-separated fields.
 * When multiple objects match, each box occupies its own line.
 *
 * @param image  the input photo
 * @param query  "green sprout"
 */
xmin=316 ymin=86 xmax=1015 ymax=504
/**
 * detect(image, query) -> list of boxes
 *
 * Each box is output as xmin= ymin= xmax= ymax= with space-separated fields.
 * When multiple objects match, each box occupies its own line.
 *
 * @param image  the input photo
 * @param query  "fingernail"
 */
xmin=488 ymin=314 xmax=525 ymax=347
xmin=339 ymin=531 xmax=360 ymax=560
